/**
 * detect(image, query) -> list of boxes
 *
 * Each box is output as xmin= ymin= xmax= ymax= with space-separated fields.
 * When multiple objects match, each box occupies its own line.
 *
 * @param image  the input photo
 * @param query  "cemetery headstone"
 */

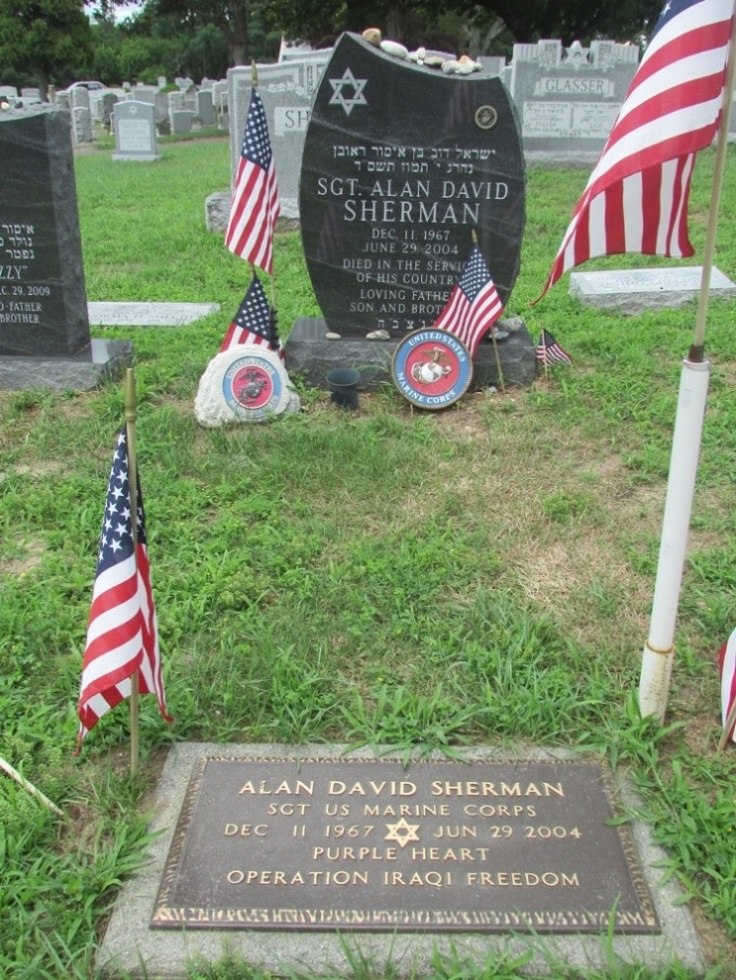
xmin=112 ymin=101 xmax=161 ymax=162
xmin=170 ymin=110 xmax=195 ymax=135
xmin=0 ymin=104 xmax=132 ymax=387
xmin=569 ymin=266 xmax=736 ymax=313
xmin=97 ymin=742 xmax=706 ymax=978
xmin=0 ymin=85 xmax=18 ymax=103
xmin=197 ymin=89 xmax=215 ymax=127
xmin=299 ymin=33 xmax=525 ymax=339
xmin=287 ymin=32 xmax=534 ymax=390
xmin=72 ymin=106 xmax=93 ymax=144
xmin=507 ymin=39 xmax=639 ymax=164
xmin=227 ymin=57 xmax=330 ymax=220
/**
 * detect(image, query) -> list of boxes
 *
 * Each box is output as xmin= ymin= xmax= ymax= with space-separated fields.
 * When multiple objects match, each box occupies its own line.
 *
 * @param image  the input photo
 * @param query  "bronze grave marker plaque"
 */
xmin=152 ymin=757 xmax=659 ymax=933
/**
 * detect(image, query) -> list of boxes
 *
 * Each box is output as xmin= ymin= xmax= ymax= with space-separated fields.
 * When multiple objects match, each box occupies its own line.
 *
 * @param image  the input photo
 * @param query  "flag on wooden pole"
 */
xmin=536 ymin=0 xmax=734 ymax=300
xmin=76 ymin=430 xmax=171 ymax=750
xmin=219 ymin=273 xmax=283 ymax=358
xmin=536 ymin=329 xmax=572 ymax=366
xmin=225 ymin=87 xmax=281 ymax=275
xmin=433 ymin=243 xmax=504 ymax=358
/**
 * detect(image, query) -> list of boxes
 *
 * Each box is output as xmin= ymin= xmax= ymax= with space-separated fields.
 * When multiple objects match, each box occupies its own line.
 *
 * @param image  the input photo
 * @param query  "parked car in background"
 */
xmin=63 ymin=81 xmax=108 ymax=92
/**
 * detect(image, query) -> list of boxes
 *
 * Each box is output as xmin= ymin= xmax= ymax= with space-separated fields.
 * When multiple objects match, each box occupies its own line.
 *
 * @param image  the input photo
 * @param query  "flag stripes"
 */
xmin=225 ymin=88 xmax=280 ymax=274
xmin=433 ymin=244 xmax=504 ymax=358
xmin=76 ymin=430 xmax=170 ymax=749
xmin=538 ymin=0 xmax=733 ymax=298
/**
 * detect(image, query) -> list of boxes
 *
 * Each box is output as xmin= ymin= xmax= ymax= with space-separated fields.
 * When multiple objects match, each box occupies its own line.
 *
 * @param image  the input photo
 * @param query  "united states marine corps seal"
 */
xmin=222 ymin=354 xmax=285 ymax=420
xmin=391 ymin=329 xmax=472 ymax=410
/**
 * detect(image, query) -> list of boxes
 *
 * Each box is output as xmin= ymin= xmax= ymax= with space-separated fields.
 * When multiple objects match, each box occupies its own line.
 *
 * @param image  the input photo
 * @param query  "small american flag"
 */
xmin=536 ymin=329 xmax=572 ymax=366
xmin=719 ymin=629 xmax=736 ymax=743
xmin=537 ymin=0 xmax=733 ymax=299
xmin=220 ymin=274 xmax=283 ymax=358
xmin=76 ymin=430 xmax=171 ymax=749
xmin=225 ymin=87 xmax=281 ymax=274
xmin=433 ymin=244 xmax=504 ymax=357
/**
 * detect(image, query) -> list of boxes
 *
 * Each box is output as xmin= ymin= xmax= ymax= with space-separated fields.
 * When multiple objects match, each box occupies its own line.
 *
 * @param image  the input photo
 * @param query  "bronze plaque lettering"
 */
xmin=152 ymin=758 xmax=659 ymax=933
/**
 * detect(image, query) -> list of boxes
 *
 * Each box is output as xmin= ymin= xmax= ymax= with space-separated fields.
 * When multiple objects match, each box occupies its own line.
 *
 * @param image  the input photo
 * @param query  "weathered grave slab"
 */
xmin=507 ymin=39 xmax=639 ymax=166
xmin=98 ymin=743 xmax=705 ymax=978
xmin=88 ymin=301 xmax=220 ymax=327
xmin=112 ymin=101 xmax=161 ymax=162
xmin=284 ymin=316 xmax=536 ymax=390
xmin=569 ymin=266 xmax=736 ymax=313
xmin=300 ymin=33 xmax=526 ymax=341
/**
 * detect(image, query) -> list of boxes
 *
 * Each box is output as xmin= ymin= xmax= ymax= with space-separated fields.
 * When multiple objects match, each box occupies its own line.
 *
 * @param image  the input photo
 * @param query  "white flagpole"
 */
xmin=638 ymin=4 xmax=736 ymax=722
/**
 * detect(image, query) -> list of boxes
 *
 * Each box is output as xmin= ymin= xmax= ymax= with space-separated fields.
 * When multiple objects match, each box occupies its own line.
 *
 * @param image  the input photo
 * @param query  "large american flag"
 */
xmin=220 ymin=273 xmax=283 ymax=358
xmin=225 ymin=88 xmax=281 ymax=274
xmin=76 ymin=430 xmax=171 ymax=749
xmin=433 ymin=244 xmax=504 ymax=357
xmin=538 ymin=0 xmax=734 ymax=299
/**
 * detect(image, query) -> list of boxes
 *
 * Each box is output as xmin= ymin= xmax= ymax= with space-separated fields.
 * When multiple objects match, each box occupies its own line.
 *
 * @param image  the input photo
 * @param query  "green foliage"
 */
xmin=0 ymin=0 xmax=93 ymax=92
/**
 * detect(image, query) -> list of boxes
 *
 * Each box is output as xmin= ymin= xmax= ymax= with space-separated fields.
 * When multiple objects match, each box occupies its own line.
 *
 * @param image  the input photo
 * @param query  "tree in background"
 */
xmin=270 ymin=0 xmax=663 ymax=52
xmin=0 ymin=0 xmax=94 ymax=94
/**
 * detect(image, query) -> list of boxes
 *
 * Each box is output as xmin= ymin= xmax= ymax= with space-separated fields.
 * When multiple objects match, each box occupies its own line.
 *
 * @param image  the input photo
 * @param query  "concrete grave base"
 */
xmin=0 ymin=338 xmax=133 ymax=391
xmin=98 ymin=743 xmax=705 ymax=979
xmin=285 ymin=317 xmax=538 ymax=391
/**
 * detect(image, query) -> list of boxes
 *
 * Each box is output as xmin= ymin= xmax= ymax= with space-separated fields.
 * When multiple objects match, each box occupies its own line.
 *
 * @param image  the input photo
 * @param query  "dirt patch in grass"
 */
xmin=0 ymin=538 xmax=46 ymax=576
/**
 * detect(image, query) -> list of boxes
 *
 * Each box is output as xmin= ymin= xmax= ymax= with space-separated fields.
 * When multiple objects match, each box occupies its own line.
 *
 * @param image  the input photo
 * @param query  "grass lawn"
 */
xmin=0 ymin=134 xmax=735 ymax=979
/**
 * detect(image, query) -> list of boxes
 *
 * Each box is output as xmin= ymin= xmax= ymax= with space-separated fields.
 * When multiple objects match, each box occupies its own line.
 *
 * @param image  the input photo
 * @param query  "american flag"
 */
xmin=76 ymin=430 xmax=171 ymax=749
xmin=536 ymin=328 xmax=573 ymax=366
xmin=433 ymin=244 xmax=504 ymax=357
xmin=537 ymin=0 xmax=733 ymax=299
xmin=719 ymin=629 xmax=736 ymax=743
xmin=225 ymin=87 xmax=281 ymax=274
xmin=220 ymin=274 xmax=283 ymax=358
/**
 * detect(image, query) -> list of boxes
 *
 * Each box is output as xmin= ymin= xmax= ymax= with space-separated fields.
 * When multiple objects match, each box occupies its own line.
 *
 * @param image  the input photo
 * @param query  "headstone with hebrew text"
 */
xmin=298 ymin=32 xmax=526 ymax=340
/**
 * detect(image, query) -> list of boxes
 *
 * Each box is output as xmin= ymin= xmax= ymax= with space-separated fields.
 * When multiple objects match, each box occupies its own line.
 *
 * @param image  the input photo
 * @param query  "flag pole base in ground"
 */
xmin=638 ymin=358 xmax=710 ymax=722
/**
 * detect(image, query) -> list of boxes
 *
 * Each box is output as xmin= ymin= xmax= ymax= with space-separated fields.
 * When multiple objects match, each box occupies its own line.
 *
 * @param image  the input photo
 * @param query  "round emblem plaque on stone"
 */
xmin=194 ymin=347 xmax=299 ymax=427
xmin=391 ymin=328 xmax=472 ymax=410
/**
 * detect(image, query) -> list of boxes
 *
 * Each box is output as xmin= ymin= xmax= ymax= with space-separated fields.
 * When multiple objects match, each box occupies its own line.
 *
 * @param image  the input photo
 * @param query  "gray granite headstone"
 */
xmin=197 ymin=89 xmax=215 ymax=127
xmin=228 ymin=58 xmax=329 ymax=220
xmin=72 ymin=106 xmax=93 ymax=144
xmin=298 ymin=32 xmax=526 ymax=340
xmin=507 ymin=39 xmax=639 ymax=165
xmin=569 ymin=266 xmax=736 ymax=313
xmin=112 ymin=101 xmax=160 ymax=161
xmin=0 ymin=105 xmax=90 ymax=356
xmin=0 ymin=85 xmax=18 ymax=102
xmin=0 ymin=105 xmax=132 ymax=386
xmin=170 ymin=109 xmax=195 ymax=134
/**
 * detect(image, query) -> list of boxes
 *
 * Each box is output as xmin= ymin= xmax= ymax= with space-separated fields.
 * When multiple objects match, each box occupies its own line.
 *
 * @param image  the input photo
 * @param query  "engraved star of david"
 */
xmin=384 ymin=818 xmax=420 ymax=848
xmin=328 ymin=68 xmax=368 ymax=116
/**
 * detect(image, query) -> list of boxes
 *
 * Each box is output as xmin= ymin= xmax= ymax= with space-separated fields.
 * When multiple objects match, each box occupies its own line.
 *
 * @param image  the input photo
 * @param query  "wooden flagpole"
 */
xmin=638 ymin=3 xmax=736 ymax=725
xmin=0 ymin=756 xmax=63 ymax=816
xmin=124 ymin=368 xmax=140 ymax=776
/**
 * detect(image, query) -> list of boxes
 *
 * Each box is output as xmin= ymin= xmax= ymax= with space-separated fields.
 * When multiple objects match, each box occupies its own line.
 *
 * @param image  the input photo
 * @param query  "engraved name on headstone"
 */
xmin=227 ymin=58 xmax=330 ymax=220
xmin=152 ymin=757 xmax=659 ymax=933
xmin=0 ymin=105 xmax=91 ymax=357
xmin=299 ymin=33 xmax=526 ymax=339
xmin=508 ymin=40 xmax=639 ymax=163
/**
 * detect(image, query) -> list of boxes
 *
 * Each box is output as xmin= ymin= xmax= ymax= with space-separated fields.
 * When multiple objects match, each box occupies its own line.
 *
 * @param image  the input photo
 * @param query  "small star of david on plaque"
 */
xmin=384 ymin=818 xmax=420 ymax=848
xmin=328 ymin=68 xmax=368 ymax=116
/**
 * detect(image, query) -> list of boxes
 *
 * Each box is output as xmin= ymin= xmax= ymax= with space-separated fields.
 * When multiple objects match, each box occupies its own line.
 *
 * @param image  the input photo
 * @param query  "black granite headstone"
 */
xmin=299 ymin=34 xmax=526 ymax=340
xmin=0 ymin=105 xmax=91 ymax=357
